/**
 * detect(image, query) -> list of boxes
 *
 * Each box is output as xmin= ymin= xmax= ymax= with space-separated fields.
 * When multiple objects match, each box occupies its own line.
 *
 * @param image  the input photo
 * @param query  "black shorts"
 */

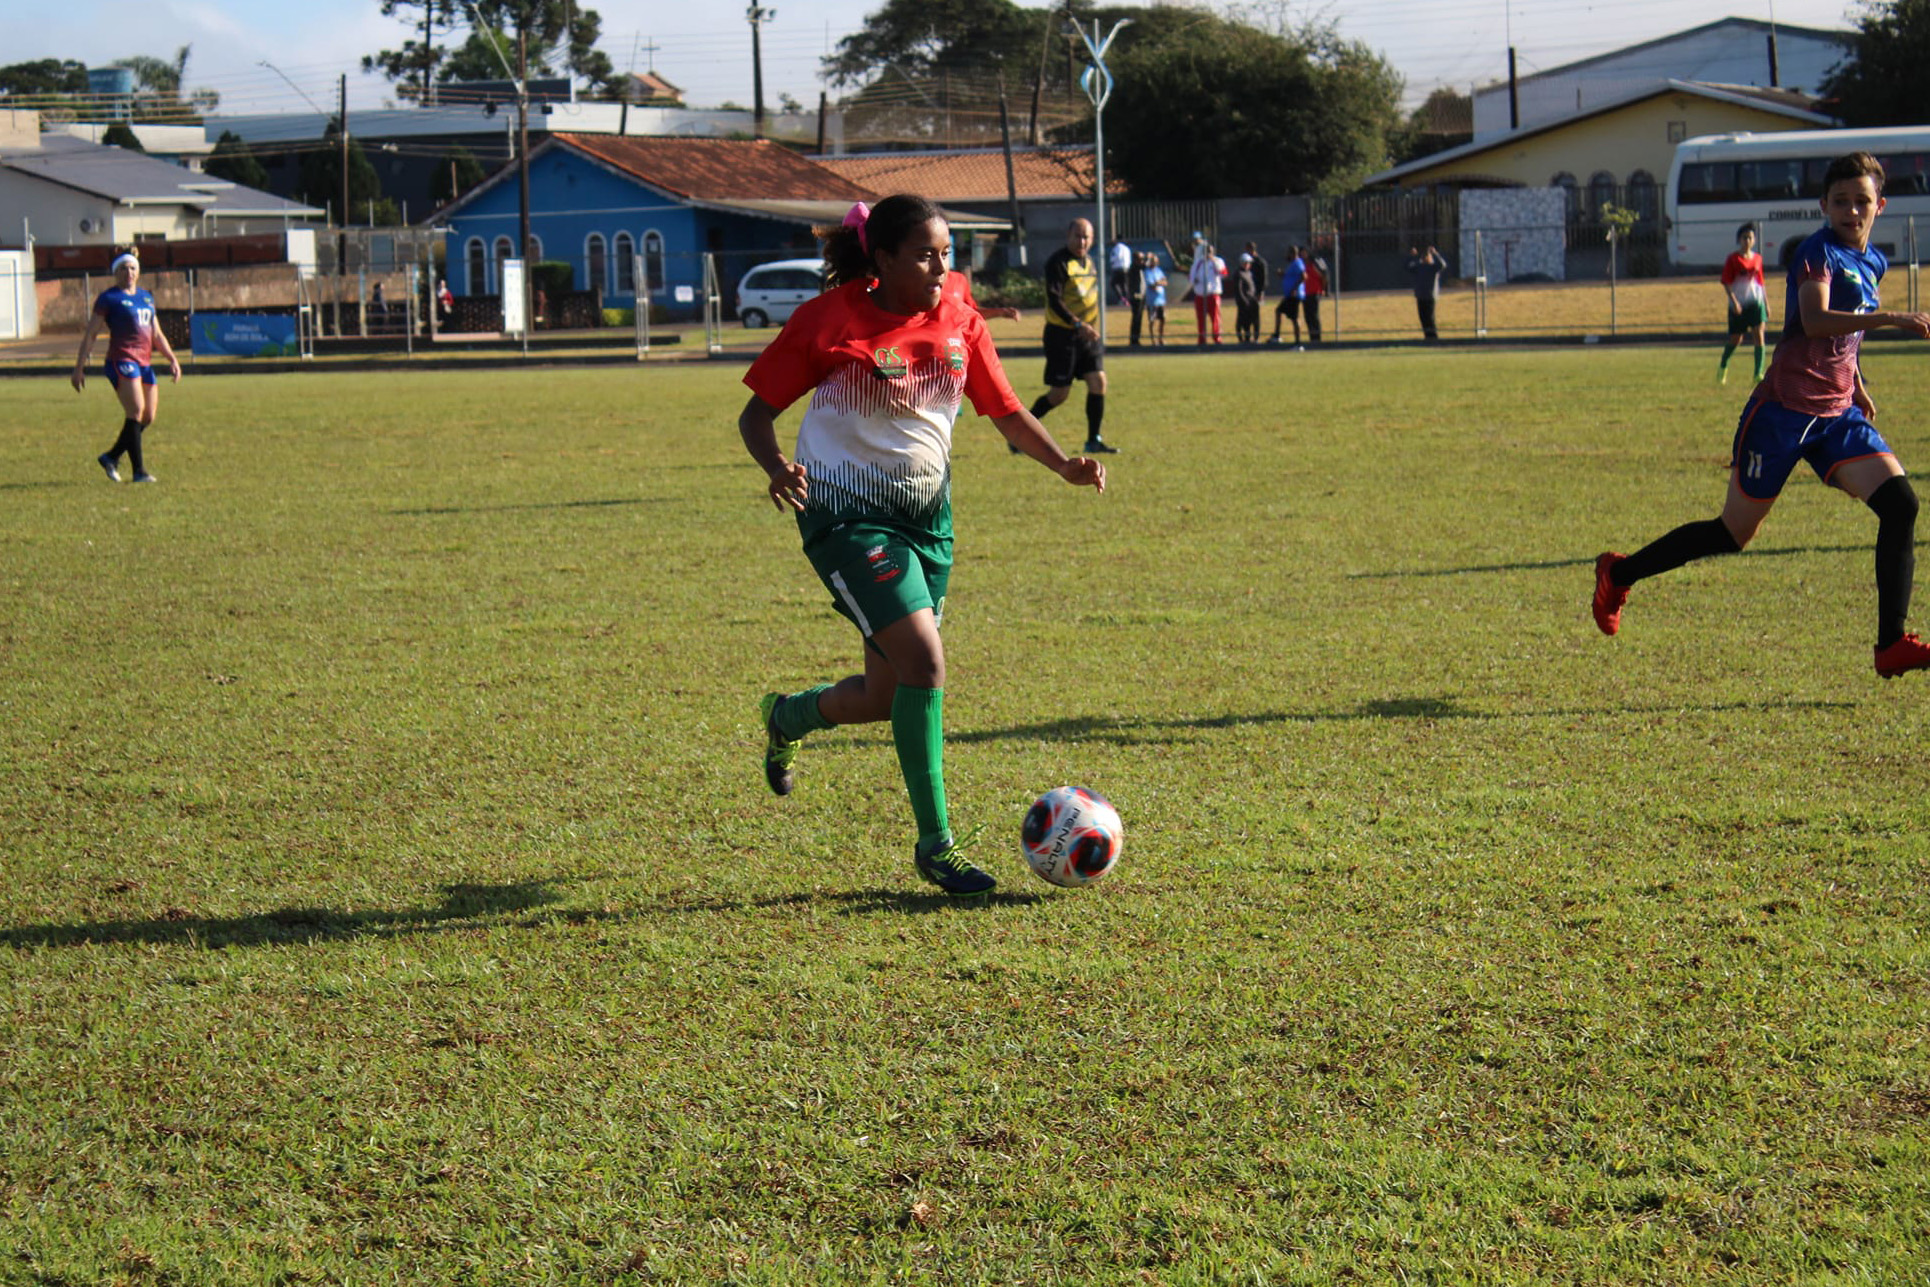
xmin=1274 ymin=297 xmax=1301 ymax=320
xmin=1042 ymin=325 xmax=1104 ymax=388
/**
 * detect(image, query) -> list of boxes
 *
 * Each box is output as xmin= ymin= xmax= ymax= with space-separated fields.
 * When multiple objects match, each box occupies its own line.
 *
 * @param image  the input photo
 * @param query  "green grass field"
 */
xmin=3 ymin=346 xmax=1927 ymax=1284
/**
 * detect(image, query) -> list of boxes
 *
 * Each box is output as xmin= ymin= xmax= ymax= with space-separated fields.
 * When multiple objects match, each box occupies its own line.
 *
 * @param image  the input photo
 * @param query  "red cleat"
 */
xmin=1592 ymin=552 xmax=1629 ymax=636
xmin=1874 ymin=632 xmax=1930 ymax=678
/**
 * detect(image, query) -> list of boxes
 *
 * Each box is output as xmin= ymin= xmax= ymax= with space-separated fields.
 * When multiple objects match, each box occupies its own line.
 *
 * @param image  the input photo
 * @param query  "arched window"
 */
xmin=1627 ymin=169 xmax=1658 ymax=219
xmin=585 ymin=232 xmax=607 ymax=293
xmin=1550 ymin=172 xmax=1580 ymax=219
xmin=1588 ymin=170 xmax=1617 ymax=219
xmin=642 ymin=230 xmax=665 ymax=293
xmin=525 ymin=234 xmax=543 ymax=262
xmin=614 ymin=231 xmax=636 ymax=294
xmin=465 ymin=237 xmax=486 ymax=296
xmin=493 ymin=236 xmax=513 ymax=294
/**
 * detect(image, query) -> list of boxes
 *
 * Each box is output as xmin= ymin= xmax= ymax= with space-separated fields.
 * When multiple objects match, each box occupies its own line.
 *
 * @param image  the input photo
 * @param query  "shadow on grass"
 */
xmin=0 ymin=480 xmax=77 ymax=492
xmin=0 ymin=880 xmax=559 ymax=951
xmin=529 ymin=886 xmax=1047 ymax=925
xmin=390 ymin=497 xmax=662 ymax=517
xmin=1351 ymin=540 xmax=1925 ymax=579
xmin=943 ymin=694 xmax=1855 ymax=746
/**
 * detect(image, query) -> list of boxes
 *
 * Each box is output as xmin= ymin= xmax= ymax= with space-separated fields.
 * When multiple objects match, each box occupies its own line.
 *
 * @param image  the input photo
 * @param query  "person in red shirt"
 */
xmin=1302 ymin=253 xmax=1327 ymax=345
xmin=738 ymin=196 xmax=1106 ymax=896
xmin=1719 ymin=223 xmax=1769 ymax=384
xmin=71 ymin=250 xmax=180 ymax=483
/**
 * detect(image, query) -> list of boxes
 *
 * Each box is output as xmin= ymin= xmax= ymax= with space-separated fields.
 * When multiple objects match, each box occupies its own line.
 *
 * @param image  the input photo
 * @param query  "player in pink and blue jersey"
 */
xmin=1593 ymin=152 xmax=1930 ymax=678
xmin=71 ymin=250 xmax=181 ymax=483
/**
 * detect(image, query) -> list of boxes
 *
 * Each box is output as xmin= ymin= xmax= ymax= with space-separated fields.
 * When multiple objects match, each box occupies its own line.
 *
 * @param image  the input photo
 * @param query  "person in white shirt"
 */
xmin=1188 ymin=244 xmax=1226 ymax=346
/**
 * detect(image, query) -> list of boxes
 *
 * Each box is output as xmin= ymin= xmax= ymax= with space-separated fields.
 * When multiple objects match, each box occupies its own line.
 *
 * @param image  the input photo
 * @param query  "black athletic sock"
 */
xmin=1867 ymin=475 xmax=1918 ymax=648
xmin=107 ymin=418 xmax=140 ymax=461
xmin=126 ymin=424 xmax=146 ymax=478
xmin=1613 ymin=517 xmax=1740 ymax=587
xmin=1029 ymin=395 xmax=1055 ymax=420
xmin=1085 ymin=393 xmax=1105 ymax=443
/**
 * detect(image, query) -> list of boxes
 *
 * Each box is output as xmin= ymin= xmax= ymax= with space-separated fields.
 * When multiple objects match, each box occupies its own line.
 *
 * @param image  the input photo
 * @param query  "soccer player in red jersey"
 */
xmin=71 ymin=250 xmax=181 ymax=483
xmin=738 ymin=196 xmax=1106 ymax=895
xmin=1595 ymin=152 xmax=1930 ymax=678
xmin=1719 ymin=223 xmax=1769 ymax=384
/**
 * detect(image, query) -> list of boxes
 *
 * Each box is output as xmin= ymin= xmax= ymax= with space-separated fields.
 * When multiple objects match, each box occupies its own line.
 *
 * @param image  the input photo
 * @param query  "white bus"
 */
xmin=1666 ymin=126 xmax=1930 ymax=270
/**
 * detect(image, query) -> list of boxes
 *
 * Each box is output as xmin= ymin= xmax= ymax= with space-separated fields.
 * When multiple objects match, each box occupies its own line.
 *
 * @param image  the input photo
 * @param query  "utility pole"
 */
xmin=747 ymin=4 xmax=774 ymax=139
xmin=516 ymin=24 xmax=531 ymax=276
xmin=339 ymin=73 xmax=349 ymax=337
xmin=998 ymin=73 xmax=1026 ymax=268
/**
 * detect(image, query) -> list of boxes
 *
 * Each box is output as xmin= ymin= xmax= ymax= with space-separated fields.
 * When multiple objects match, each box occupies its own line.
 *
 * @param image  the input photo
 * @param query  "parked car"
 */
xmin=735 ymin=258 xmax=826 ymax=328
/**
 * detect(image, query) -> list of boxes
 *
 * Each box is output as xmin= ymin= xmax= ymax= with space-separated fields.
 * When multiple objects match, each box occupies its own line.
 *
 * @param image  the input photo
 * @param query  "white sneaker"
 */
xmin=97 ymin=453 xmax=121 ymax=483
xmin=131 ymin=473 xmax=157 ymax=484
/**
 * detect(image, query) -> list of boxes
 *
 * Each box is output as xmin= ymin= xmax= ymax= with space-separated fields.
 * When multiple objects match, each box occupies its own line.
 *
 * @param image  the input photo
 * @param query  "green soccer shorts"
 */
xmin=803 ymin=521 xmax=953 ymax=642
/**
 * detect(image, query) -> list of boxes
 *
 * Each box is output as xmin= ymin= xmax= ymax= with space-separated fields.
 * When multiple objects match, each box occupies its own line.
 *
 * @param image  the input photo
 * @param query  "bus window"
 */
xmin=1805 ymin=158 xmax=1834 ymax=196
xmin=1875 ymin=154 xmax=1930 ymax=196
xmin=1738 ymin=160 xmax=1804 ymax=201
xmin=1678 ymin=162 xmax=1739 ymax=204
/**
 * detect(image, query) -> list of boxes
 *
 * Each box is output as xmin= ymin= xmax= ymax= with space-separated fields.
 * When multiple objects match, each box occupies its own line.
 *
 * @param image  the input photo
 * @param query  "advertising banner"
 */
xmin=192 ymin=313 xmax=300 ymax=357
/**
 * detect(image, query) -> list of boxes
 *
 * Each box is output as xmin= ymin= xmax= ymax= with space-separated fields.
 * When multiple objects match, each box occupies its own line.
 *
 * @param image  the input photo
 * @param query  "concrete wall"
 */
xmin=1460 ymin=189 xmax=1568 ymax=282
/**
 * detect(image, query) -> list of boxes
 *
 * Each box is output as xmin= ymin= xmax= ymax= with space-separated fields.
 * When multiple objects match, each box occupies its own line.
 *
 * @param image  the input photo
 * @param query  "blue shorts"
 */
xmin=106 ymin=359 xmax=155 ymax=388
xmin=1730 ymin=397 xmax=1894 ymax=500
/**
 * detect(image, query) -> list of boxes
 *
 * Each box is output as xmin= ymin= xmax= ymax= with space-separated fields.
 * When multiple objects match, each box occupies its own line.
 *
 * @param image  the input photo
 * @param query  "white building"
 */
xmin=1475 ymin=16 xmax=1852 ymax=141
xmin=0 ymin=111 xmax=320 ymax=246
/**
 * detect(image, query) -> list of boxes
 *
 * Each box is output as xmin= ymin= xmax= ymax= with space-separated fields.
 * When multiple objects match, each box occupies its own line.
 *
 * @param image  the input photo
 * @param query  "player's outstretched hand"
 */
xmin=1898 ymin=311 xmax=1930 ymax=340
xmin=767 ymin=460 xmax=809 ymax=512
xmin=70 ymin=364 xmax=85 ymax=392
xmin=1058 ymin=455 xmax=1106 ymax=494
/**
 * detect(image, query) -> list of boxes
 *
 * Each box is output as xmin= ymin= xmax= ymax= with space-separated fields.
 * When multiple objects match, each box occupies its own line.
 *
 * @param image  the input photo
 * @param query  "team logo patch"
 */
xmin=945 ymin=337 xmax=966 ymax=374
xmin=872 ymin=345 xmax=907 ymax=379
xmin=864 ymin=544 xmax=902 ymax=584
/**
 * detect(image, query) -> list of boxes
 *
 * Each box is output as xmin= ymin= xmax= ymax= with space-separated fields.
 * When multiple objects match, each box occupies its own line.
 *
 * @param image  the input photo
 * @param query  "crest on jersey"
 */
xmin=945 ymin=337 xmax=966 ymax=375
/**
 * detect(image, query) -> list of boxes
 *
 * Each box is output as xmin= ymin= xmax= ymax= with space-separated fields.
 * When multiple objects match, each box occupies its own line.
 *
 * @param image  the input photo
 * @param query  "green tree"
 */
xmin=299 ymin=122 xmax=386 ymax=221
xmin=430 ymin=146 xmax=487 ymax=204
xmin=1822 ymin=0 xmax=1930 ymax=127
xmin=1393 ymin=86 xmax=1473 ymax=165
xmin=114 ymin=45 xmax=219 ymax=120
xmin=362 ymin=0 xmax=463 ymax=103
xmin=439 ymin=0 xmax=615 ymax=93
xmin=0 ymin=59 xmax=87 ymax=95
xmin=822 ymin=0 xmax=1048 ymax=86
xmin=205 ymin=130 xmax=271 ymax=190
xmin=1101 ymin=12 xmax=1405 ymax=198
xmin=102 ymin=122 xmax=144 ymax=151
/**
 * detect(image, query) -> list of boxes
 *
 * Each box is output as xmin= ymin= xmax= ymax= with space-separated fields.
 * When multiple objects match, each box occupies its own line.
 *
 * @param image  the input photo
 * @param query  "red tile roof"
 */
xmin=814 ymin=148 xmax=1112 ymax=201
xmin=557 ymin=134 xmax=878 ymax=202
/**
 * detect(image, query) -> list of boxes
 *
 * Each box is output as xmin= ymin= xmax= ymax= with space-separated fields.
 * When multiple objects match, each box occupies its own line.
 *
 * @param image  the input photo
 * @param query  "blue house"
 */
xmin=438 ymin=134 xmax=884 ymax=321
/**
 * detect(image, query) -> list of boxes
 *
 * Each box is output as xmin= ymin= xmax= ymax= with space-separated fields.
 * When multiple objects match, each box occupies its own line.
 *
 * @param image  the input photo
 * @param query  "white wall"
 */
xmin=0 ymin=250 xmax=37 ymax=339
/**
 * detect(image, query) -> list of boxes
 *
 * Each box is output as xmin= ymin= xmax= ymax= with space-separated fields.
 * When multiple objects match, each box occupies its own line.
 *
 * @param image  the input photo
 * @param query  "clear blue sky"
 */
xmin=19 ymin=1 xmax=1857 ymax=117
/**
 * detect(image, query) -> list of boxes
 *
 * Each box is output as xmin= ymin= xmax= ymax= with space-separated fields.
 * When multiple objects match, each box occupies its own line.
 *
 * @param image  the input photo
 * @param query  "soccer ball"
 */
xmin=1020 ymin=786 xmax=1123 ymax=887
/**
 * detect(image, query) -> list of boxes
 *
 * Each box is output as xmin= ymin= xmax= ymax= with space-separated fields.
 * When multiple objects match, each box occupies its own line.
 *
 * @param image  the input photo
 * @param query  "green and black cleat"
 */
xmin=759 ymin=692 xmax=799 ymax=795
xmin=913 ymin=828 xmax=996 ymax=897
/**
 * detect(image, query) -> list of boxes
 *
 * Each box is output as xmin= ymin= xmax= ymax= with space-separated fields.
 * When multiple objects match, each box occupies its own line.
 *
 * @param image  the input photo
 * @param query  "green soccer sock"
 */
xmin=891 ymin=685 xmax=948 ymax=846
xmin=1719 ymin=340 xmax=1737 ymax=374
xmin=773 ymin=683 xmax=836 ymax=742
xmin=1753 ymin=344 xmax=1766 ymax=380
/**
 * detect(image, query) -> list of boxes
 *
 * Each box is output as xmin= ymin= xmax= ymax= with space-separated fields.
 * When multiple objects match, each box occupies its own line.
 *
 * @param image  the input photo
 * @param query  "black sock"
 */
xmin=108 ymin=418 xmax=139 ymax=461
xmin=1867 ymin=476 xmax=1918 ymax=648
xmin=1613 ymin=518 xmax=1740 ymax=587
xmin=1085 ymin=393 xmax=1104 ymax=443
xmin=126 ymin=424 xmax=146 ymax=477
xmin=1030 ymin=395 xmax=1055 ymax=420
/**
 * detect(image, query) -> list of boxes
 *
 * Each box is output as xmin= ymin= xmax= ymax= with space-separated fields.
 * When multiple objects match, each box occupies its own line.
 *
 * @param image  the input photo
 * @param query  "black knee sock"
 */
xmin=1867 ymin=476 xmax=1918 ymax=648
xmin=108 ymin=418 xmax=140 ymax=461
xmin=1613 ymin=517 xmax=1740 ymax=587
xmin=1030 ymin=394 xmax=1055 ymax=420
xmin=1085 ymin=394 xmax=1104 ymax=443
xmin=126 ymin=423 xmax=146 ymax=477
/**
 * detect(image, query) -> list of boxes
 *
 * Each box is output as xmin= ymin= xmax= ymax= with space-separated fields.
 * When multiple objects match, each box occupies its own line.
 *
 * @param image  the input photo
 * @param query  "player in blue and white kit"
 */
xmin=71 ymin=250 xmax=180 ymax=483
xmin=1593 ymin=152 xmax=1930 ymax=677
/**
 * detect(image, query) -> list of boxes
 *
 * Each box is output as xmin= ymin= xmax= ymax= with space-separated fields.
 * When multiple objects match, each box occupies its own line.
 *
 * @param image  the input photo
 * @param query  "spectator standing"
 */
xmin=1109 ymin=236 xmax=1133 ymax=305
xmin=1303 ymin=253 xmax=1327 ymax=344
xmin=1188 ymin=243 xmax=1225 ymax=346
xmin=1143 ymin=253 xmax=1168 ymax=347
xmin=436 ymin=278 xmax=455 ymax=326
xmin=1270 ymin=245 xmax=1307 ymax=347
xmin=1406 ymin=245 xmax=1448 ymax=340
xmin=1126 ymin=251 xmax=1148 ymax=347
xmin=1232 ymin=253 xmax=1260 ymax=344
xmin=1244 ymin=241 xmax=1269 ymax=304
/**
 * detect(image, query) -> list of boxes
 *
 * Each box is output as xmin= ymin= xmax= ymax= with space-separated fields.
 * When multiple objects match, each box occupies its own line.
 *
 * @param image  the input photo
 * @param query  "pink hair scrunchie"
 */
xmin=843 ymin=201 xmax=871 ymax=253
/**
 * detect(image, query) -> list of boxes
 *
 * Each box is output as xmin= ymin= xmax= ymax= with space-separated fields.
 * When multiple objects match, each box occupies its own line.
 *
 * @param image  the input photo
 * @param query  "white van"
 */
xmin=735 ymin=258 xmax=826 ymax=327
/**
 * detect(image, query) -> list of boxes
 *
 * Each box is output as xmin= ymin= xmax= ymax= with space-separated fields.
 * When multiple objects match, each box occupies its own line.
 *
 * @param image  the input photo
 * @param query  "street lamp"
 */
xmin=1069 ymin=17 xmax=1130 ymax=347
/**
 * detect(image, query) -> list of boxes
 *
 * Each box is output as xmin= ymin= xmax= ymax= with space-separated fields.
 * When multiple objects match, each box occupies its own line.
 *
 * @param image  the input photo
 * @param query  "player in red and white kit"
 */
xmin=1719 ymin=223 xmax=1769 ymax=384
xmin=739 ymin=196 xmax=1105 ymax=896
xmin=71 ymin=250 xmax=181 ymax=483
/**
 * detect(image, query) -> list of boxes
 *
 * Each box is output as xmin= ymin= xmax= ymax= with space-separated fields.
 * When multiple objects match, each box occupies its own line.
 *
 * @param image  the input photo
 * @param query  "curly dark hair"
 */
xmin=814 ymin=195 xmax=945 ymax=287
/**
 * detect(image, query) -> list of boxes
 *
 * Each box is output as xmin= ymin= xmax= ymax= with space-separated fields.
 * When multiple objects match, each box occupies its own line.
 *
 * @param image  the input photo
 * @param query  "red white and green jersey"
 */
xmin=1722 ymin=251 xmax=1766 ymax=309
xmin=744 ymin=279 xmax=1023 ymax=543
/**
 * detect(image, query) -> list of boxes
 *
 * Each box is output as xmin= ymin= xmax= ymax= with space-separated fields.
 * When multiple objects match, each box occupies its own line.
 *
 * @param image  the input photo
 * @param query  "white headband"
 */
xmin=111 ymin=254 xmax=138 ymax=274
